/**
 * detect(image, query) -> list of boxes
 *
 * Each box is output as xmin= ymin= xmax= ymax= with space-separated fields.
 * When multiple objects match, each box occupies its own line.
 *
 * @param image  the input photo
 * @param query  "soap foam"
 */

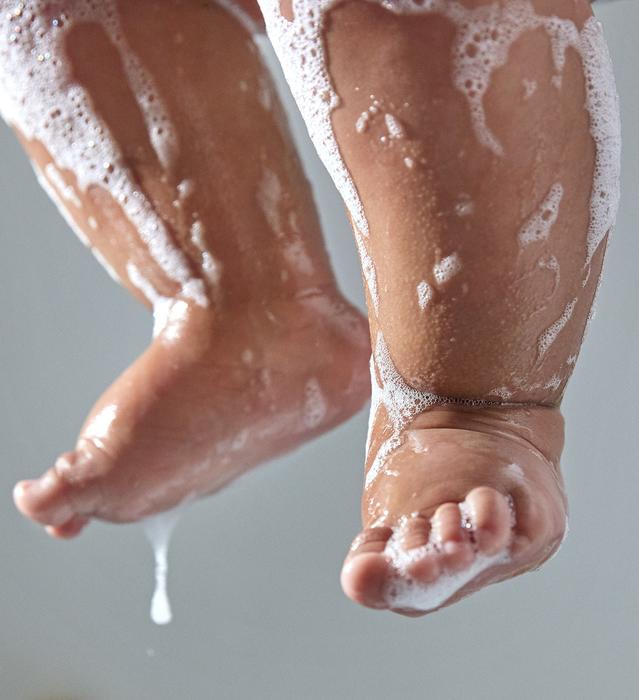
xmin=433 ymin=253 xmax=462 ymax=286
xmin=382 ymin=497 xmax=512 ymax=612
xmin=518 ymin=182 xmax=564 ymax=247
xmin=384 ymin=113 xmax=405 ymax=139
xmin=416 ymin=280 xmax=433 ymax=310
xmin=0 ymin=0 xmax=207 ymax=307
xmin=259 ymin=1 xmax=620 ymax=313
xmin=537 ymin=297 xmax=577 ymax=359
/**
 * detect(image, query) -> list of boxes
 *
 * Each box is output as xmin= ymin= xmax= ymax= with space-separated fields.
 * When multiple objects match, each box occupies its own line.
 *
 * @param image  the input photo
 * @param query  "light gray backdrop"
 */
xmin=1 ymin=2 xmax=637 ymax=699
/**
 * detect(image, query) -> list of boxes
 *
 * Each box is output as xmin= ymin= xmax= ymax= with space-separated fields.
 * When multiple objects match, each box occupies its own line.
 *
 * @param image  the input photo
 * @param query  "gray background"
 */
xmin=1 ymin=2 xmax=637 ymax=699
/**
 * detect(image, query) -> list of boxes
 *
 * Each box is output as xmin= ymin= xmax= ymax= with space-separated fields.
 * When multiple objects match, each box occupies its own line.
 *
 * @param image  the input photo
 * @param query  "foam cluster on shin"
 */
xmin=259 ymin=0 xmax=621 ymax=429
xmin=259 ymin=0 xmax=619 ymax=306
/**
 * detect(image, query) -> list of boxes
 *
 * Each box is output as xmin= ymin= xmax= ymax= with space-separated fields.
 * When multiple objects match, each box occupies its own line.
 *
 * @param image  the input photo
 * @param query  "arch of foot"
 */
xmin=259 ymin=0 xmax=620 ymax=610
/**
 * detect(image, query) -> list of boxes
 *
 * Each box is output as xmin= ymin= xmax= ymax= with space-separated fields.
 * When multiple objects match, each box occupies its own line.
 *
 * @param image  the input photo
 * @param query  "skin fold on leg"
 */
xmin=259 ymin=0 xmax=620 ymax=614
xmin=1 ymin=0 xmax=371 ymax=537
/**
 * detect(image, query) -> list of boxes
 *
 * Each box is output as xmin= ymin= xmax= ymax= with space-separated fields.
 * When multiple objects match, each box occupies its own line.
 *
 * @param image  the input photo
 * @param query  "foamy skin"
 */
xmin=143 ymin=507 xmax=183 ymax=626
xmin=518 ymin=183 xmax=564 ymax=247
xmin=382 ymin=497 xmax=513 ymax=612
xmin=366 ymin=334 xmax=438 ymax=487
xmin=126 ymin=262 xmax=189 ymax=340
xmin=538 ymin=297 xmax=577 ymax=359
xmin=259 ymin=1 xmax=620 ymax=316
xmin=538 ymin=254 xmax=561 ymax=295
xmin=0 ymin=0 xmax=207 ymax=307
xmin=384 ymin=113 xmax=405 ymax=140
xmin=433 ymin=253 xmax=462 ymax=286
xmin=416 ymin=280 xmax=433 ymax=310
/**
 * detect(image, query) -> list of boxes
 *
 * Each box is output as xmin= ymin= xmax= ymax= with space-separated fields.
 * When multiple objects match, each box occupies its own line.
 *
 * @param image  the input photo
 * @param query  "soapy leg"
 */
xmin=5 ymin=0 xmax=370 ymax=536
xmin=260 ymin=0 xmax=619 ymax=613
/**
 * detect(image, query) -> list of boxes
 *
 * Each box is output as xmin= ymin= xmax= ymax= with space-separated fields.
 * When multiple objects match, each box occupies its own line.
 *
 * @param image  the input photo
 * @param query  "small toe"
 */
xmin=406 ymin=551 xmax=441 ymax=584
xmin=400 ymin=515 xmax=431 ymax=550
xmin=45 ymin=515 xmax=90 ymax=539
xmin=341 ymin=527 xmax=393 ymax=608
xmin=465 ymin=486 xmax=512 ymax=555
xmin=432 ymin=502 xmax=474 ymax=572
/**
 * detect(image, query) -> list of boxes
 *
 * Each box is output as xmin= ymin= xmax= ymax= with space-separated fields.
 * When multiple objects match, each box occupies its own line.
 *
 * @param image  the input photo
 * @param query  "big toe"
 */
xmin=13 ymin=450 xmax=97 ymax=535
xmin=341 ymin=527 xmax=393 ymax=609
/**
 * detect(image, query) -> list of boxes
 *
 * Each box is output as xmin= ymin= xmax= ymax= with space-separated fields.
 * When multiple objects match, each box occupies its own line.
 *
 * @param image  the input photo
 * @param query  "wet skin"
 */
xmin=7 ymin=0 xmax=371 ymax=535
xmin=263 ymin=0 xmax=611 ymax=614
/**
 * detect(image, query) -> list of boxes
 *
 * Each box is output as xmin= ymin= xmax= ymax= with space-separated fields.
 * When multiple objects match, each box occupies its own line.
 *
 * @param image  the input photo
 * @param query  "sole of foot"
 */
xmin=14 ymin=289 xmax=371 ymax=538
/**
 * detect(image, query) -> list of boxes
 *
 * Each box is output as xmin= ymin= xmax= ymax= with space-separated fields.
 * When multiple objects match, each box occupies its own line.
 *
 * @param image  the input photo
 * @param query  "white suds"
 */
xmin=403 ymin=156 xmax=415 ymax=169
xmin=355 ymin=111 xmax=370 ymax=134
xmin=518 ymin=183 xmax=564 ymax=247
xmin=416 ymin=280 xmax=433 ymax=310
xmin=0 ymin=1 xmax=207 ymax=307
xmin=384 ymin=113 xmax=405 ymax=139
xmin=190 ymin=220 xmax=221 ymax=285
xmin=355 ymin=96 xmax=382 ymax=135
xmin=366 ymin=333 xmax=446 ymax=487
xmin=143 ymin=507 xmax=183 ymax=626
xmin=259 ymin=2 xmax=620 ymax=304
xmin=44 ymin=163 xmax=81 ymax=208
xmin=488 ymin=386 xmax=514 ymax=400
xmin=579 ymin=19 xmax=622 ymax=265
xmin=433 ymin=253 xmax=462 ymax=286
xmin=522 ymin=78 xmax=537 ymax=99
xmin=302 ymin=377 xmax=327 ymax=429
xmin=538 ymin=254 xmax=560 ymax=294
xmin=537 ymin=297 xmax=577 ymax=359
xmin=380 ymin=499 xmax=511 ymax=612
xmin=126 ymin=262 xmax=188 ymax=340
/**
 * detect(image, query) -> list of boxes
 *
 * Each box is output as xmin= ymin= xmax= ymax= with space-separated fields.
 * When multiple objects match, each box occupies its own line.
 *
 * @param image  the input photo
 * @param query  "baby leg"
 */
xmin=260 ymin=0 xmax=620 ymax=613
xmin=3 ymin=0 xmax=370 ymax=536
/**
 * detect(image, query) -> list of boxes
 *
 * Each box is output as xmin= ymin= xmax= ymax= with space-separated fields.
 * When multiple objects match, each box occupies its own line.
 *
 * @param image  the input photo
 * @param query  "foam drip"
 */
xmin=365 ymin=333 xmax=491 ymax=488
xmin=0 ymin=0 xmax=207 ymax=306
xmin=259 ymin=0 xmax=620 ymax=309
xmin=143 ymin=507 xmax=183 ymax=626
xmin=537 ymin=297 xmax=577 ymax=359
xmin=518 ymin=183 xmax=564 ymax=247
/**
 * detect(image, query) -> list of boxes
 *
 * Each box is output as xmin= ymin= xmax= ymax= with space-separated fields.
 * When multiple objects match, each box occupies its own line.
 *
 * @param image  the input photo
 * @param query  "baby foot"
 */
xmin=341 ymin=404 xmax=567 ymax=615
xmin=14 ymin=290 xmax=370 ymax=537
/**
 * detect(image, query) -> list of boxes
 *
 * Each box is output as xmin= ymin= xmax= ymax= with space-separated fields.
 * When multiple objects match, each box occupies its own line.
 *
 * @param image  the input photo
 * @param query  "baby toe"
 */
xmin=464 ymin=486 xmax=513 ymax=555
